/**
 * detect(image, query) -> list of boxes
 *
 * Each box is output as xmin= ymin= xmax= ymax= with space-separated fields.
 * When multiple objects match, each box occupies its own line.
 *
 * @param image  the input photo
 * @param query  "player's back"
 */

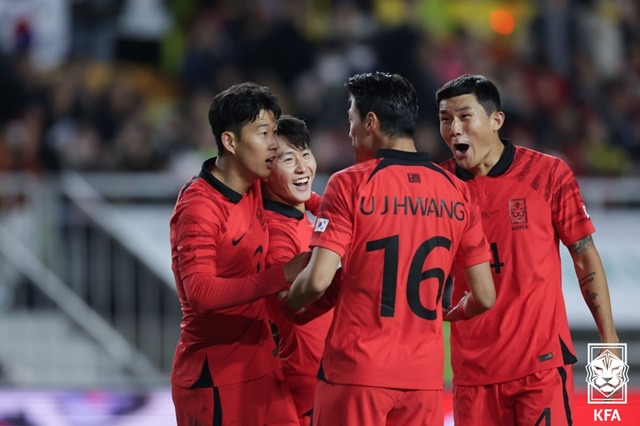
xmin=313 ymin=149 xmax=488 ymax=390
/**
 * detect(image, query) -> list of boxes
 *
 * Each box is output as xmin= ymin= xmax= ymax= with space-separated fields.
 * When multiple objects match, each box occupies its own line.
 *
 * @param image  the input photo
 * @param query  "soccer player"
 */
xmin=169 ymin=82 xmax=307 ymax=425
xmin=261 ymin=115 xmax=334 ymax=425
xmin=286 ymin=72 xmax=496 ymax=425
xmin=436 ymin=74 xmax=619 ymax=425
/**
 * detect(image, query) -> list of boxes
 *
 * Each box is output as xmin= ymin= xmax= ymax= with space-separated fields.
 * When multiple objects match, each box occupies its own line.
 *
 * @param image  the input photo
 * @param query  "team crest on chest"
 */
xmin=509 ymin=198 xmax=528 ymax=230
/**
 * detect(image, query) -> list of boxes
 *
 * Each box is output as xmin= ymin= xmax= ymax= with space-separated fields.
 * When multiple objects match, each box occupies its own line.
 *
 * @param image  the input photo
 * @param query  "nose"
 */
xmin=294 ymin=157 xmax=307 ymax=173
xmin=268 ymin=132 xmax=279 ymax=151
xmin=449 ymin=118 xmax=463 ymax=136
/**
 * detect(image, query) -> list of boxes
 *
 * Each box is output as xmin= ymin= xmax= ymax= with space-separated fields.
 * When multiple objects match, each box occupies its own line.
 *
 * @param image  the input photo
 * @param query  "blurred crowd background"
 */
xmin=1 ymin=0 xmax=640 ymax=177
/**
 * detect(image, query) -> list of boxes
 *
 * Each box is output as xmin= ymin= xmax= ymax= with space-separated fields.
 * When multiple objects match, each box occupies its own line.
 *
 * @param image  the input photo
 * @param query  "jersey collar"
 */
xmin=375 ymin=149 xmax=430 ymax=162
xmin=263 ymin=199 xmax=305 ymax=219
xmin=454 ymin=138 xmax=515 ymax=181
xmin=199 ymin=157 xmax=243 ymax=203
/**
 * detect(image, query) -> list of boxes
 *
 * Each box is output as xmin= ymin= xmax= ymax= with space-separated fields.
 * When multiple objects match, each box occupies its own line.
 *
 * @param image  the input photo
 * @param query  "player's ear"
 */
xmin=491 ymin=111 xmax=505 ymax=132
xmin=221 ymin=131 xmax=237 ymax=155
xmin=365 ymin=112 xmax=377 ymax=134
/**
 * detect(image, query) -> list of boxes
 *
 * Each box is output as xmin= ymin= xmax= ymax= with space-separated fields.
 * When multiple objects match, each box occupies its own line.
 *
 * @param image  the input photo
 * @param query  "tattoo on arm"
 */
xmin=579 ymin=272 xmax=596 ymax=288
xmin=569 ymin=235 xmax=594 ymax=254
xmin=584 ymin=290 xmax=601 ymax=313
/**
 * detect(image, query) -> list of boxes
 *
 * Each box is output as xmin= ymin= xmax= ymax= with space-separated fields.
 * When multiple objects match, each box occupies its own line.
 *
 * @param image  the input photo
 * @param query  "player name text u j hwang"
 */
xmin=359 ymin=196 xmax=466 ymax=221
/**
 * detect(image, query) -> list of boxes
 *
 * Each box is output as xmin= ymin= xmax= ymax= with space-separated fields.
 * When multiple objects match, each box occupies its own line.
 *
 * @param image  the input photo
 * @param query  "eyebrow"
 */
xmin=439 ymin=105 xmax=473 ymax=114
xmin=277 ymin=149 xmax=296 ymax=159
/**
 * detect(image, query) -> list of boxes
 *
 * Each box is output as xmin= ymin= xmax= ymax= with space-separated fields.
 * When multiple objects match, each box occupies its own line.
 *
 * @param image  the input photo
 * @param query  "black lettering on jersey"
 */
xmin=359 ymin=196 xmax=465 ymax=220
xmin=360 ymin=197 xmax=375 ymax=215
xmin=367 ymin=234 xmax=451 ymax=320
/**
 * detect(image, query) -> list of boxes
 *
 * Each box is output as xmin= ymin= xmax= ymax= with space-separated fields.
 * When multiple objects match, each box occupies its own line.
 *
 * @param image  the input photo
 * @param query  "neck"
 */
xmin=211 ymin=156 xmax=253 ymax=194
xmin=262 ymin=185 xmax=305 ymax=213
xmin=470 ymin=137 xmax=505 ymax=176
xmin=382 ymin=137 xmax=417 ymax=153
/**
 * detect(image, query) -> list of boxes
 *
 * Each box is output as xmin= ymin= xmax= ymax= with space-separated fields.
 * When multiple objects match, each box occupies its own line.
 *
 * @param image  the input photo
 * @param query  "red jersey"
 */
xmin=170 ymin=158 xmax=287 ymax=388
xmin=440 ymin=140 xmax=594 ymax=386
xmin=263 ymin=200 xmax=334 ymax=416
xmin=310 ymin=149 xmax=491 ymax=390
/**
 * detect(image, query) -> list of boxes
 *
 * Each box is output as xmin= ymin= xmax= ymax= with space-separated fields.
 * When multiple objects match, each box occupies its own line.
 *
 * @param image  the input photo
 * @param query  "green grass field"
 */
xmin=444 ymin=321 xmax=452 ymax=385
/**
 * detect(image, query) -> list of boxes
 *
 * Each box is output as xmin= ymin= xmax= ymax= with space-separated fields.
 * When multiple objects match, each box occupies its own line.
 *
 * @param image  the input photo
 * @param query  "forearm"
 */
xmin=287 ymin=270 xmax=325 ymax=311
xmin=576 ymin=265 xmax=618 ymax=342
xmin=464 ymin=262 xmax=495 ymax=314
xmin=570 ymin=239 xmax=618 ymax=343
xmin=287 ymin=247 xmax=340 ymax=311
xmin=184 ymin=267 xmax=287 ymax=313
xmin=289 ymin=268 xmax=342 ymax=324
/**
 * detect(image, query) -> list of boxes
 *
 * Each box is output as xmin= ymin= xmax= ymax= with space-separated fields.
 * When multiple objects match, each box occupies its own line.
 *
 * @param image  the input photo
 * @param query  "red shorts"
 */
xmin=172 ymin=368 xmax=298 ymax=425
xmin=453 ymin=365 xmax=574 ymax=426
xmin=312 ymin=380 xmax=443 ymax=426
xmin=284 ymin=374 xmax=316 ymax=424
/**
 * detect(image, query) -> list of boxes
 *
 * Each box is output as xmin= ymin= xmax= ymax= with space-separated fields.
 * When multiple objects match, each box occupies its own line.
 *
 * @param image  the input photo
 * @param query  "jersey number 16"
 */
xmin=366 ymin=235 xmax=451 ymax=320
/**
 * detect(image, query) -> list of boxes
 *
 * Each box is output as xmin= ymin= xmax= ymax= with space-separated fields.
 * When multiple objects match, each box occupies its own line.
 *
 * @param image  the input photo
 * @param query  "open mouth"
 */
xmin=266 ymin=156 xmax=275 ymax=167
xmin=454 ymin=143 xmax=470 ymax=155
xmin=293 ymin=177 xmax=309 ymax=188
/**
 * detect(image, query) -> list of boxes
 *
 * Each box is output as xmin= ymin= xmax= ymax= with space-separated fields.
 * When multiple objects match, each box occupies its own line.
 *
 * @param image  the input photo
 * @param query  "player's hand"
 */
xmin=282 ymin=251 xmax=311 ymax=282
xmin=278 ymin=294 xmax=306 ymax=319
xmin=443 ymin=292 xmax=471 ymax=322
xmin=275 ymin=289 xmax=288 ymax=300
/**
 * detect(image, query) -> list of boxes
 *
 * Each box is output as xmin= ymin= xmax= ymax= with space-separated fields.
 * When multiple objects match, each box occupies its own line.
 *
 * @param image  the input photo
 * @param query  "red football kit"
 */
xmin=169 ymin=158 xmax=297 ymax=424
xmin=263 ymin=200 xmax=334 ymax=421
xmin=441 ymin=139 xmax=594 ymax=425
xmin=310 ymin=149 xmax=491 ymax=391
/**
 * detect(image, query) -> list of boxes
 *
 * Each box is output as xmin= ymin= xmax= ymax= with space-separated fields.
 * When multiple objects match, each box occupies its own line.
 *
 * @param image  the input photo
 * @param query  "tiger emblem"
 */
xmin=585 ymin=349 xmax=629 ymax=398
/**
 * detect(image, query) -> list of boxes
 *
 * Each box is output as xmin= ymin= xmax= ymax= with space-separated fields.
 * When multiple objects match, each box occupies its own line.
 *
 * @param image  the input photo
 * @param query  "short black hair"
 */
xmin=345 ymin=72 xmax=418 ymax=138
xmin=208 ymin=82 xmax=281 ymax=155
xmin=276 ymin=115 xmax=310 ymax=151
xmin=435 ymin=74 xmax=501 ymax=116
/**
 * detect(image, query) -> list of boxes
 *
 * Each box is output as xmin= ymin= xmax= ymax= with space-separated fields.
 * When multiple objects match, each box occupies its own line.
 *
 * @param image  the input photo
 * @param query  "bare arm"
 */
xmin=287 ymin=247 xmax=341 ymax=311
xmin=278 ymin=268 xmax=342 ymax=324
xmin=569 ymin=235 xmax=619 ymax=343
xmin=444 ymin=261 xmax=495 ymax=321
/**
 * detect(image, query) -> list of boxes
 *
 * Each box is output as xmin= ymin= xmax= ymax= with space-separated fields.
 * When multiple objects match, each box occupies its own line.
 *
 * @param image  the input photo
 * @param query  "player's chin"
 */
xmin=284 ymin=191 xmax=308 ymax=206
xmin=256 ymin=164 xmax=272 ymax=178
xmin=292 ymin=187 xmax=312 ymax=202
